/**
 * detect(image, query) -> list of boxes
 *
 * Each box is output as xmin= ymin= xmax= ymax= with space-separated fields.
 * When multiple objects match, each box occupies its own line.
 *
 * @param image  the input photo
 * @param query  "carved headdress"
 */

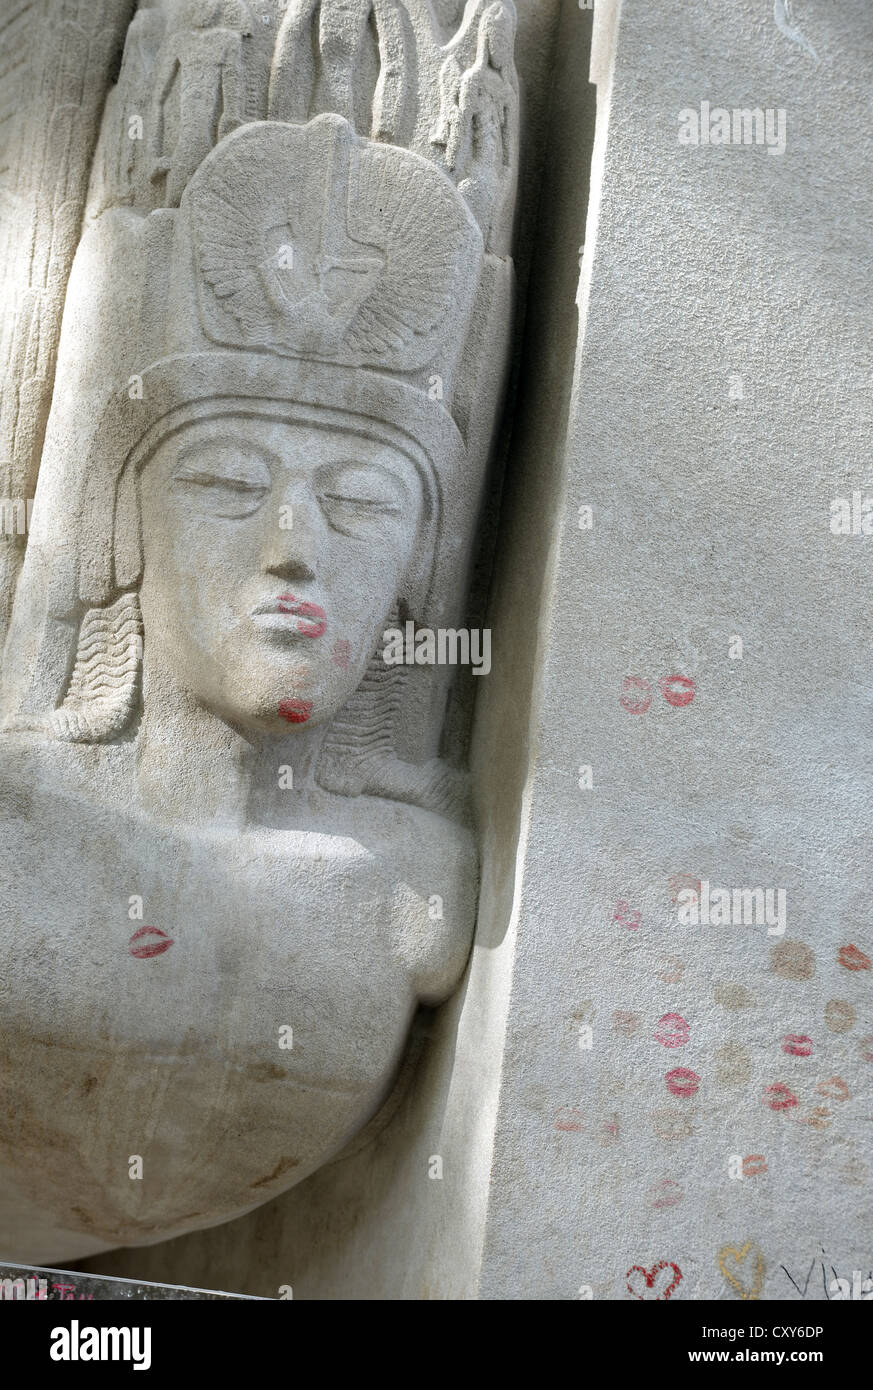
xmin=1 ymin=0 xmax=519 ymax=819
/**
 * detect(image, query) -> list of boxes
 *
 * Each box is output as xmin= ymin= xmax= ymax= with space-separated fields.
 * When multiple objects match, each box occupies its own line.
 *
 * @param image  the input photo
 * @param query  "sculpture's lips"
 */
xmin=251 ymin=595 xmax=328 ymax=638
xmin=129 ymin=926 xmax=174 ymax=959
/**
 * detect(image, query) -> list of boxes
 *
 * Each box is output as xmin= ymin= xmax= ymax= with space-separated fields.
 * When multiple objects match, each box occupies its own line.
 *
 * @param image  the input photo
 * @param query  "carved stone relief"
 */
xmin=0 ymin=0 xmax=519 ymax=1261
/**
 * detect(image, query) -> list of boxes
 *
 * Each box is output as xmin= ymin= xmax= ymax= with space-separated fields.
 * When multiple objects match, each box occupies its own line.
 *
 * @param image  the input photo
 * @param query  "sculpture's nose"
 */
xmin=263 ymin=493 xmax=320 ymax=583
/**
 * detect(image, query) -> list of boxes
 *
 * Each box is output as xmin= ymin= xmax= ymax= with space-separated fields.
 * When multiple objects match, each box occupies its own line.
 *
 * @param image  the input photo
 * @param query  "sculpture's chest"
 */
xmin=0 ymin=799 xmax=420 ymax=1246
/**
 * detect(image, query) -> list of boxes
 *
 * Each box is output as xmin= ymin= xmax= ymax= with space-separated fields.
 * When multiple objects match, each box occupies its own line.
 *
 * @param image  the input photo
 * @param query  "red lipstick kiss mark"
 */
xmin=129 ymin=926 xmax=173 ymax=959
xmin=859 ymin=1034 xmax=873 ymax=1063
xmin=654 ymin=1013 xmax=691 ymax=1048
xmin=613 ymin=899 xmax=641 ymax=931
xmin=742 ymin=1154 xmax=768 ymax=1177
xmin=626 ymin=1261 xmax=683 ymax=1301
xmin=649 ymin=1179 xmax=684 ymax=1209
xmin=782 ymin=1034 xmax=813 ymax=1057
xmin=620 ymin=676 xmax=652 ymax=715
xmin=665 ymin=1067 xmax=700 ymax=1098
xmin=277 ymin=594 xmax=327 ymax=638
xmin=553 ymin=1107 xmax=584 ymax=1133
xmin=763 ymin=1082 xmax=798 ymax=1112
xmin=838 ymin=943 xmax=871 ymax=971
xmin=278 ymin=698 xmax=313 ymax=724
xmin=658 ymin=674 xmax=696 ymax=708
xmin=331 ymin=639 xmax=352 ymax=668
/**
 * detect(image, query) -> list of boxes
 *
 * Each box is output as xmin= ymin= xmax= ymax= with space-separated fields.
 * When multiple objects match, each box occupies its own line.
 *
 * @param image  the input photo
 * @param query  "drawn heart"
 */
xmin=626 ymin=1260 xmax=683 ymax=1300
xmin=718 ymin=1241 xmax=765 ymax=1300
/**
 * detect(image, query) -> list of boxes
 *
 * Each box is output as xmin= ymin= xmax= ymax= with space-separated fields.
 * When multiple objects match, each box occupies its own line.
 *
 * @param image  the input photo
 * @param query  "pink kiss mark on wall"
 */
xmin=620 ymin=677 xmax=652 ymax=715
xmin=665 ymin=1067 xmax=700 ymax=1098
xmin=654 ymin=1013 xmax=690 ymax=1048
xmin=658 ymin=674 xmax=696 ymax=707
xmin=614 ymin=900 xmax=642 ymax=930
xmin=763 ymin=1083 xmax=798 ymax=1112
xmin=781 ymin=1034 xmax=813 ymax=1057
xmin=129 ymin=927 xmax=173 ymax=959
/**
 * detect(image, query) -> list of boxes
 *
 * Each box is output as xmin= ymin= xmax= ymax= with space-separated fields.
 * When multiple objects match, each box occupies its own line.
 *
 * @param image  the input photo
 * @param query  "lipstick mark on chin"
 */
xmin=278 ymin=698 xmax=313 ymax=724
xmin=129 ymin=926 xmax=173 ymax=959
xmin=277 ymin=594 xmax=327 ymax=639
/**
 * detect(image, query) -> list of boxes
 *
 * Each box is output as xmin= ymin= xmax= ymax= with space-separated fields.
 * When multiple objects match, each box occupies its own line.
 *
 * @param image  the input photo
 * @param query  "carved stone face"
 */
xmin=137 ymin=414 xmax=425 ymax=734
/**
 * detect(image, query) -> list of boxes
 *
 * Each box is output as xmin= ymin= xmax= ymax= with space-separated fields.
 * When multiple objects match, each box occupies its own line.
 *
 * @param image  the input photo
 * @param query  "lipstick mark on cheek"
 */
xmin=331 ymin=639 xmax=352 ymax=668
xmin=278 ymin=698 xmax=313 ymax=724
xmin=129 ymin=926 xmax=173 ymax=959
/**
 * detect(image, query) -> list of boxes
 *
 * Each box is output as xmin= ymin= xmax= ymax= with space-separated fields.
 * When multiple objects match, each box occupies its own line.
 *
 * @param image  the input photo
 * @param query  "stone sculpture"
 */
xmin=0 ymin=0 xmax=518 ymax=1263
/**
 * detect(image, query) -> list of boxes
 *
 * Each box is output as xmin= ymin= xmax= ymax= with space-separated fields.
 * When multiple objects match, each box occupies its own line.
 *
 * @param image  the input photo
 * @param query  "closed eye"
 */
xmin=320 ymin=492 xmax=403 ymax=513
xmin=175 ymin=471 xmax=267 ymax=493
